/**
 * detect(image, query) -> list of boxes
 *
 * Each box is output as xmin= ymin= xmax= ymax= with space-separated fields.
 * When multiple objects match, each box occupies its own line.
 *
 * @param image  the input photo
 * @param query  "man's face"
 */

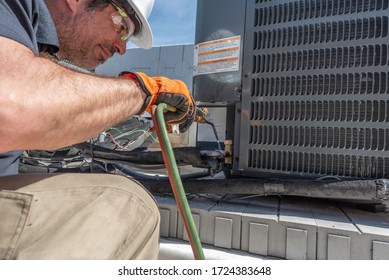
xmin=56 ymin=3 xmax=127 ymax=70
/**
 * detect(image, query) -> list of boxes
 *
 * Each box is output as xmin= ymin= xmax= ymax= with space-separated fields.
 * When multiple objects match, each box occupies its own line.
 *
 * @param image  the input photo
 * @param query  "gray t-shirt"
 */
xmin=0 ymin=0 xmax=59 ymax=176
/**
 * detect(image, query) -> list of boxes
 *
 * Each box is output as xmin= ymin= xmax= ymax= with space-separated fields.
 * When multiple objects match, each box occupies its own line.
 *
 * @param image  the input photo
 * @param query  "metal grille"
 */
xmin=240 ymin=0 xmax=389 ymax=179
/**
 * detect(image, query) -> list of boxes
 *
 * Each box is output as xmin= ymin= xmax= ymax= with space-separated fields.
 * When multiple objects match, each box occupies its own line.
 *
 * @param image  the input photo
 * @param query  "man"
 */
xmin=0 ymin=0 xmax=194 ymax=259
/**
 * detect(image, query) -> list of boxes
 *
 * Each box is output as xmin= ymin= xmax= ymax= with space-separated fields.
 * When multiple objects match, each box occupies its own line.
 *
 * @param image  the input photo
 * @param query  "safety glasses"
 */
xmin=107 ymin=0 xmax=135 ymax=41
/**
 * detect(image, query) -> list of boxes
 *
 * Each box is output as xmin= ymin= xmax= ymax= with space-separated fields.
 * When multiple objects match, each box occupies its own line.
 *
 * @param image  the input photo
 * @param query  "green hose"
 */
xmin=152 ymin=104 xmax=205 ymax=260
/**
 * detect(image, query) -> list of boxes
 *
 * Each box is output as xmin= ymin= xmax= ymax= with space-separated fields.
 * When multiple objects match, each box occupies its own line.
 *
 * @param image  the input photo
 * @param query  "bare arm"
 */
xmin=0 ymin=37 xmax=145 ymax=153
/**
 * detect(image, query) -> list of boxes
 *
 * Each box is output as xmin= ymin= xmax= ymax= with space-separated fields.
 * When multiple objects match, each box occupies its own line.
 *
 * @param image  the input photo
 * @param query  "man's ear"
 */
xmin=66 ymin=0 xmax=83 ymax=14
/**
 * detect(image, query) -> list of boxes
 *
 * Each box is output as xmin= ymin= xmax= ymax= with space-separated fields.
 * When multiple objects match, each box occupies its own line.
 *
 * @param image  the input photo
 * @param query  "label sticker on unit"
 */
xmin=193 ymin=35 xmax=241 ymax=76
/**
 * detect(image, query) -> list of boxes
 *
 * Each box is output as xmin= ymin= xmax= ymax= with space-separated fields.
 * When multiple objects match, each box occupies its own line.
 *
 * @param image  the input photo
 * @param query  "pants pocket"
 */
xmin=0 ymin=191 xmax=33 ymax=259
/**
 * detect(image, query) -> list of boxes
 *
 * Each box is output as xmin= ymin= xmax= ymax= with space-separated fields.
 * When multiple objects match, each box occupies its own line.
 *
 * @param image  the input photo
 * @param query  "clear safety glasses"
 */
xmin=107 ymin=0 xmax=135 ymax=41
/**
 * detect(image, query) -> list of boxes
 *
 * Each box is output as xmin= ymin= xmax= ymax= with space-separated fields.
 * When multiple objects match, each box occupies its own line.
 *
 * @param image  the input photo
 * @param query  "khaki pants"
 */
xmin=0 ymin=173 xmax=160 ymax=259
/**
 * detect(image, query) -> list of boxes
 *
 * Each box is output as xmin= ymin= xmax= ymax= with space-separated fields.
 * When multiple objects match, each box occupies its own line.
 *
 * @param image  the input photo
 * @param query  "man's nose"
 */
xmin=114 ymin=39 xmax=126 ymax=55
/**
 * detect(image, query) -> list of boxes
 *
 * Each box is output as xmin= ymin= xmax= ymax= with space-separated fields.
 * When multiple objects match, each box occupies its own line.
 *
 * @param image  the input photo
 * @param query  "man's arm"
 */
xmin=0 ymin=36 xmax=146 ymax=153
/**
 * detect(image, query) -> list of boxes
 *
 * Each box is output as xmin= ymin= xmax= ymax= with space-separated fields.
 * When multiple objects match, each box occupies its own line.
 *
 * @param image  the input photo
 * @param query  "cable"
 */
xmin=152 ymin=104 xmax=205 ymax=260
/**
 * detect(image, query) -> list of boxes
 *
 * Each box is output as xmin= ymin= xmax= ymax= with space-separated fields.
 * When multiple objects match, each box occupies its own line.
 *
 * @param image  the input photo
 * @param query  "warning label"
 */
xmin=193 ymin=36 xmax=241 ymax=76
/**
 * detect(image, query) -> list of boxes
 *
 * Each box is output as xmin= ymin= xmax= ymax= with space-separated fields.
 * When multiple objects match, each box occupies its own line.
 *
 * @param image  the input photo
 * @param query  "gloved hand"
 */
xmin=120 ymin=72 xmax=195 ymax=133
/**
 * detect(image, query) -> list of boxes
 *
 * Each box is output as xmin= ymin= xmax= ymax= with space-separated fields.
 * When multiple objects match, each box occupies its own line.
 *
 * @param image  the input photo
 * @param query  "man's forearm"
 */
xmin=0 ymin=37 xmax=146 ymax=153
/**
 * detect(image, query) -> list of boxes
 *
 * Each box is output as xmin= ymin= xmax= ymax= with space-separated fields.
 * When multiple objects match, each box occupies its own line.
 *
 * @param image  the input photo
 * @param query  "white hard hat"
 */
xmin=117 ymin=0 xmax=154 ymax=49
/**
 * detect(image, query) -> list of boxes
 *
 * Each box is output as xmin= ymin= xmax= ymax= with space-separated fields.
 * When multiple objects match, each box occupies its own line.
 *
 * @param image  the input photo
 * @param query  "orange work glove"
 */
xmin=120 ymin=72 xmax=195 ymax=132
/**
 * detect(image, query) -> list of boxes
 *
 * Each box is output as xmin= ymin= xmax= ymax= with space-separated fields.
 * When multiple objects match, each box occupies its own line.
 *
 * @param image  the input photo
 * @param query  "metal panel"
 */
xmin=214 ymin=217 xmax=233 ymax=249
xmin=279 ymin=197 xmax=317 ymax=260
xmin=156 ymin=196 xmax=179 ymax=238
xmin=286 ymin=228 xmax=308 ymax=260
xmin=248 ymin=222 xmax=269 ymax=255
xmin=96 ymin=45 xmax=194 ymax=91
xmin=241 ymin=196 xmax=279 ymax=255
xmin=373 ymin=241 xmax=389 ymax=260
xmin=193 ymin=0 xmax=247 ymax=102
xmin=159 ymin=208 xmax=171 ymax=237
xmin=157 ymin=195 xmax=389 ymax=260
xmin=176 ymin=196 xmax=216 ymax=244
xmin=239 ymin=0 xmax=389 ymax=179
xmin=328 ymin=234 xmax=351 ymax=260
xmin=211 ymin=201 xmax=247 ymax=250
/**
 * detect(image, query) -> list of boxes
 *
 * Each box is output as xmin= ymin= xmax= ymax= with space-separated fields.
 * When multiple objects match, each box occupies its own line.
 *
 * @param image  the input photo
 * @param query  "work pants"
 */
xmin=0 ymin=173 xmax=160 ymax=259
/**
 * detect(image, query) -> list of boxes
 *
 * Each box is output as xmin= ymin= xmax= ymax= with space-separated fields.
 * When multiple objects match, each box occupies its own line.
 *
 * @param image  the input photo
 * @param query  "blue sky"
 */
xmin=131 ymin=0 xmax=197 ymax=48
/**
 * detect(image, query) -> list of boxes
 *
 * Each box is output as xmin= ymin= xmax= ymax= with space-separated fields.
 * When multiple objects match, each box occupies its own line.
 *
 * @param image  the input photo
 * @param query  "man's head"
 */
xmin=113 ymin=0 xmax=154 ymax=49
xmin=46 ymin=0 xmax=154 ymax=70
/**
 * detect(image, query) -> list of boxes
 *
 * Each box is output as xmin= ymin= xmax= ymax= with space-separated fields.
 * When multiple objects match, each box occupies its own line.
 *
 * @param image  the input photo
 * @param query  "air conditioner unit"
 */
xmin=194 ymin=0 xmax=389 ymax=180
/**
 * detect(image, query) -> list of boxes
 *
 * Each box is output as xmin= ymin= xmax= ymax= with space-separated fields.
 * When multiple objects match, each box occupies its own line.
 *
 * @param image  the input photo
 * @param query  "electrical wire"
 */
xmin=152 ymin=104 xmax=205 ymax=260
xmin=101 ymin=126 xmax=159 ymax=151
xmin=105 ymin=132 xmax=127 ymax=149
